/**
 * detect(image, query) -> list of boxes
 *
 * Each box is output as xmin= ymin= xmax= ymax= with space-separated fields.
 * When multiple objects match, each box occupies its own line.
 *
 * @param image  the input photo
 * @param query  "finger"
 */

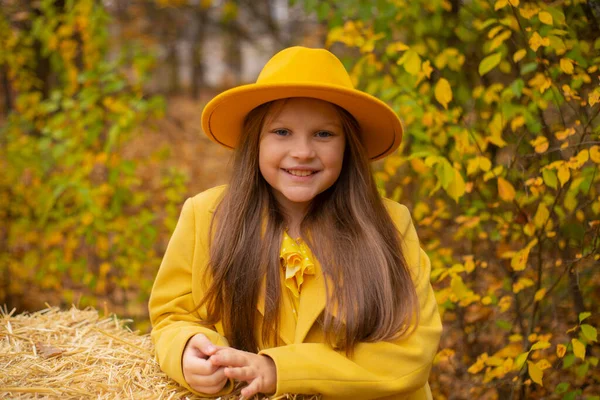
xmin=210 ymin=349 xmax=248 ymax=368
xmin=224 ymin=366 xmax=255 ymax=381
xmin=185 ymin=355 xmax=220 ymax=376
xmin=188 ymin=367 xmax=227 ymax=389
xmin=189 ymin=379 xmax=226 ymax=395
xmin=241 ymin=378 xmax=262 ymax=398
xmin=189 ymin=333 xmax=218 ymax=357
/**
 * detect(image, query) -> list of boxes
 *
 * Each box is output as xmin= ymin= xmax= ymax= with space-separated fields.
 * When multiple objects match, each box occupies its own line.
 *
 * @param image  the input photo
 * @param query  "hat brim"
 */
xmin=201 ymin=83 xmax=403 ymax=161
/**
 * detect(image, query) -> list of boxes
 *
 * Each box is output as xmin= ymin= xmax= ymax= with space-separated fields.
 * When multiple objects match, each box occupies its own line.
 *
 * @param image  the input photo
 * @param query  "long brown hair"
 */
xmin=199 ymin=98 xmax=419 ymax=353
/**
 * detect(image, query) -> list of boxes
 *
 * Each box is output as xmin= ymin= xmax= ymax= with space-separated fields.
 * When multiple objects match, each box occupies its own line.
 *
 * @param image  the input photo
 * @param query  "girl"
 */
xmin=149 ymin=46 xmax=442 ymax=399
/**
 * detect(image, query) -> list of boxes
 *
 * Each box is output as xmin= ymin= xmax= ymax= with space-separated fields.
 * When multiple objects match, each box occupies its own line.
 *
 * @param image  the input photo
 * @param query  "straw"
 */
xmin=0 ymin=306 xmax=320 ymax=400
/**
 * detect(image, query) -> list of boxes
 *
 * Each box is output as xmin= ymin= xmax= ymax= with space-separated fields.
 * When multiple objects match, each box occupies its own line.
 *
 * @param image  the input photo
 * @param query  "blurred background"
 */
xmin=1 ymin=0 xmax=599 ymax=398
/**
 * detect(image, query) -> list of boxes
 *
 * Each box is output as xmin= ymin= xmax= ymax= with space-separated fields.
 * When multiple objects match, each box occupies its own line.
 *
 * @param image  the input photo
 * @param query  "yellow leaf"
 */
xmin=557 ymin=164 xmax=570 ymax=186
xmin=386 ymin=41 xmax=410 ymax=53
xmin=81 ymin=212 xmax=94 ymax=226
xmin=527 ymin=360 xmax=544 ymax=386
xmin=490 ymin=30 xmax=512 ymax=52
xmin=538 ymin=11 xmax=553 ymax=25
xmin=498 ymin=177 xmax=515 ymax=202
xmin=513 ymin=277 xmax=534 ymax=293
xmin=99 ymin=262 xmax=111 ymax=276
xmin=556 ymin=344 xmax=567 ymax=358
xmin=434 ymin=348 xmax=456 ymax=364
xmin=447 ymin=168 xmax=466 ymax=202
xmin=590 ymin=146 xmax=600 ymax=163
xmin=511 ymin=115 xmax=526 ymax=131
xmin=530 ymin=136 xmax=549 ymax=153
xmin=534 ymin=288 xmax=547 ymax=302
xmin=468 ymin=353 xmax=488 ymax=374
xmin=509 ymin=334 xmax=523 ymax=342
xmin=420 ymin=60 xmax=433 ymax=80
xmin=467 ymin=158 xmax=480 ymax=176
xmin=536 ymin=359 xmax=551 ymax=370
xmin=499 ymin=295 xmax=512 ymax=312
xmin=513 ymin=49 xmax=527 ymax=63
xmin=509 ymin=0 xmax=519 ymax=6
xmin=401 ymin=49 xmax=421 ymax=75
xmin=514 ymin=352 xmax=530 ymax=369
xmin=435 ymin=78 xmax=453 ymax=110
xmin=511 ymin=247 xmax=530 ymax=271
xmin=520 ymin=5 xmax=540 ymax=19
xmin=560 ymin=58 xmax=574 ymax=74
xmin=555 ymin=127 xmax=576 ymax=140
xmin=479 ymin=157 xmax=492 ymax=172
xmin=451 ymin=275 xmax=470 ymax=299
xmin=479 ymin=52 xmax=503 ymax=76
xmin=589 ymin=88 xmax=600 ymax=106
xmin=464 ymin=256 xmax=475 ymax=273
xmin=488 ymin=25 xmax=505 ymax=39
xmin=511 ymin=239 xmax=538 ymax=271
xmin=571 ymin=338 xmax=586 ymax=360
xmin=534 ymin=203 xmax=549 ymax=229
xmin=494 ymin=0 xmax=508 ymax=10
xmin=529 ymin=32 xmax=550 ymax=52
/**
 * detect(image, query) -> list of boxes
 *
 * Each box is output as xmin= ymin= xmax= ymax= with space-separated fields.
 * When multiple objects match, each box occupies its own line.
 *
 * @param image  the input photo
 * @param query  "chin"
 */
xmin=281 ymin=190 xmax=318 ymax=205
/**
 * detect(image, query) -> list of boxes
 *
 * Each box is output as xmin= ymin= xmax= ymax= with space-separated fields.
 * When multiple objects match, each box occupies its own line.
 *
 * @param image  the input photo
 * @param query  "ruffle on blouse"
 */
xmin=280 ymin=231 xmax=315 ymax=298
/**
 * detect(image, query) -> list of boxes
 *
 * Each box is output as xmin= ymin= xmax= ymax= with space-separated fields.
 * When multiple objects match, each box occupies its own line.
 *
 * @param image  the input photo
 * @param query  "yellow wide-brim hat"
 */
xmin=201 ymin=46 xmax=403 ymax=161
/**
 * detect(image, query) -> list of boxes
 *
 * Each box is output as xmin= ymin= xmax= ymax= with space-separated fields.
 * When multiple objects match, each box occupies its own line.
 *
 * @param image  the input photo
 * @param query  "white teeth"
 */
xmin=286 ymin=169 xmax=314 ymax=177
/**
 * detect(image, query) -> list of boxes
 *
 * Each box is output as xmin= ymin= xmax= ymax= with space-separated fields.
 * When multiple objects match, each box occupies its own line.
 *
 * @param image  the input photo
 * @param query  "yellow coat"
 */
xmin=149 ymin=186 xmax=442 ymax=399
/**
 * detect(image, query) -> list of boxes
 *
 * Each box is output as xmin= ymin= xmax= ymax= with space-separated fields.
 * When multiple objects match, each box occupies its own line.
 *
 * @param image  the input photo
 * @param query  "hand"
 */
xmin=182 ymin=334 xmax=228 ymax=394
xmin=210 ymin=347 xmax=277 ymax=398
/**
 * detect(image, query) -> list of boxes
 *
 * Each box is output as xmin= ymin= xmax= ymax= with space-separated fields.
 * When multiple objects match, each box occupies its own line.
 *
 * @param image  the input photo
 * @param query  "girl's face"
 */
xmin=259 ymin=98 xmax=346 ymax=215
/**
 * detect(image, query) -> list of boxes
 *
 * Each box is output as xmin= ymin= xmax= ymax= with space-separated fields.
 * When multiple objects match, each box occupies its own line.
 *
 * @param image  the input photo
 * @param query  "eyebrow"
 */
xmin=269 ymin=119 xmax=342 ymax=129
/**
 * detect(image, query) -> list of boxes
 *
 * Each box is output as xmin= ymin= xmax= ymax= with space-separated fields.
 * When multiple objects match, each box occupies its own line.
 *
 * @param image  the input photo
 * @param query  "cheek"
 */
xmin=325 ymin=142 xmax=346 ymax=171
xmin=258 ymin=140 xmax=278 ymax=178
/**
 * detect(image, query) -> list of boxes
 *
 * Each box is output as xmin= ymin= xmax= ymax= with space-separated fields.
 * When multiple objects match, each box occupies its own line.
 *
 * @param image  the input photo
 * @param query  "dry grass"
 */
xmin=0 ymin=306 xmax=319 ymax=400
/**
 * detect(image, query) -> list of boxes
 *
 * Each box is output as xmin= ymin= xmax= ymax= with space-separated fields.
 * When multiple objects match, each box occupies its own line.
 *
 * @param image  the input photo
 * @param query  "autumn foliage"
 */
xmin=298 ymin=0 xmax=600 ymax=398
xmin=1 ymin=0 xmax=600 ymax=399
xmin=0 ymin=0 xmax=187 ymax=322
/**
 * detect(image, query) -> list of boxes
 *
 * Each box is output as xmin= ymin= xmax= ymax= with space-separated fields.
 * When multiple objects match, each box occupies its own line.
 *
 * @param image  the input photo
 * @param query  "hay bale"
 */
xmin=0 ymin=306 xmax=319 ymax=399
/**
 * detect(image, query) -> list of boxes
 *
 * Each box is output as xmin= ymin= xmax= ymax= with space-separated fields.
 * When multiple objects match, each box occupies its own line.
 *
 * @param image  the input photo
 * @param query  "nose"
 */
xmin=289 ymin=134 xmax=316 ymax=159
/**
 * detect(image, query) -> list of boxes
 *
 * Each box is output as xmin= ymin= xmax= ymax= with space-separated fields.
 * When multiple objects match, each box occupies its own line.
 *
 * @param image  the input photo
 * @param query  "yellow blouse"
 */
xmin=280 ymin=231 xmax=315 ymax=318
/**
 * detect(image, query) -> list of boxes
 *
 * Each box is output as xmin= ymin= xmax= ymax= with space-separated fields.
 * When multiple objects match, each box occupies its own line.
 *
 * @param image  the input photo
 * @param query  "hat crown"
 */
xmin=256 ymin=46 xmax=354 ymax=88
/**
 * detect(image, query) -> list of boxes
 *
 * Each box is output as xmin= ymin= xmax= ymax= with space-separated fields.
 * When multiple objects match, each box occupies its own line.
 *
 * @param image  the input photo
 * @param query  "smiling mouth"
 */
xmin=283 ymin=169 xmax=319 ymax=177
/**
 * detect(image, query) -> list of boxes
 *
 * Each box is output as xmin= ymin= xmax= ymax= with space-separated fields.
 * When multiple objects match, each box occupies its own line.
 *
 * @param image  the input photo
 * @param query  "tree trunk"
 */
xmin=191 ymin=7 xmax=208 ymax=99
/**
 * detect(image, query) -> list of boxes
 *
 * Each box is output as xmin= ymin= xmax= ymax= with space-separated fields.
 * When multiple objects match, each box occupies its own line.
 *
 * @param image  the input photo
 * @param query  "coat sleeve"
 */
xmin=148 ymin=197 xmax=235 ymax=397
xmin=259 ymin=202 xmax=442 ymax=399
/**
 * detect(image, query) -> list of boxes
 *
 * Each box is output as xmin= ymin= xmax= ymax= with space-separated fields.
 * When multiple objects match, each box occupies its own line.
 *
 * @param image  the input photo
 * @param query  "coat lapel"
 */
xmin=256 ymin=275 xmax=296 ymax=345
xmin=293 ymin=259 xmax=327 ymax=343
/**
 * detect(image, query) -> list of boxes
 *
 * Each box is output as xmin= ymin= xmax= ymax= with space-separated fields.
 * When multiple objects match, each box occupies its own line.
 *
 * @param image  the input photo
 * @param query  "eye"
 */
xmin=273 ymin=128 xmax=290 ymax=136
xmin=315 ymin=131 xmax=333 ymax=138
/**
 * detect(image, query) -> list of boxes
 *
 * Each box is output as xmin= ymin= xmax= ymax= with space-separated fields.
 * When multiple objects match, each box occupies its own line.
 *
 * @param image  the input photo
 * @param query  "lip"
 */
xmin=282 ymin=167 xmax=319 ymax=172
xmin=281 ymin=168 xmax=320 ymax=181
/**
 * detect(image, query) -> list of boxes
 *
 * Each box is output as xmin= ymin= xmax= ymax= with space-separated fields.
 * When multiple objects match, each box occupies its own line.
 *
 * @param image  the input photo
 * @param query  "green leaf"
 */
xmin=576 ymin=361 xmax=589 ymax=378
xmin=511 ymin=78 xmax=525 ymax=97
xmin=316 ymin=2 xmax=330 ymax=20
xmin=496 ymin=319 xmax=512 ymax=331
xmin=479 ymin=52 xmax=502 ymax=76
xmin=563 ymin=391 xmax=579 ymax=400
xmin=581 ymin=324 xmax=597 ymax=342
xmin=543 ymin=169 xmax=558 ymax=189
xmin=520 ymin=62 xmax=538 ymax=75
xmin=555 ymin=382 xmax=570 ymax=394
xmin=562 ymin=353 xmax=576 ymax=368
xmin=579 ymin=312 xmax=591 ymax=323
xmin=514 ymin=351 xmax=530 ymax=369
